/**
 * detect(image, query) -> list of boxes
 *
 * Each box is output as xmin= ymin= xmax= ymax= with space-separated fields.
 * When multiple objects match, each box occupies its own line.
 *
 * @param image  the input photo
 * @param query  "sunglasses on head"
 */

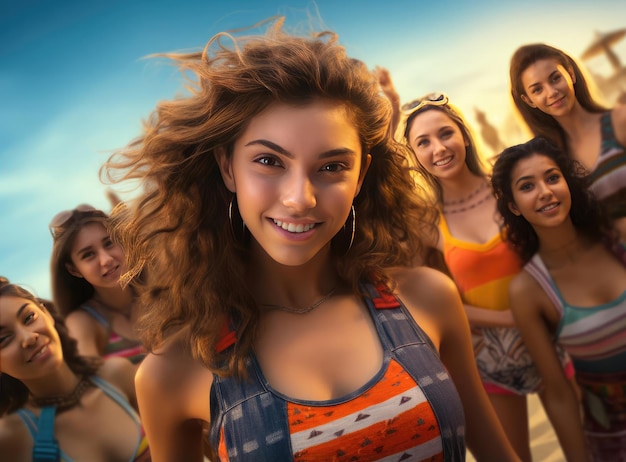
xmin=401 ymin=92 xmax=449 ymax=116
xmin=48 ymin=204 xmax=100 ymax=238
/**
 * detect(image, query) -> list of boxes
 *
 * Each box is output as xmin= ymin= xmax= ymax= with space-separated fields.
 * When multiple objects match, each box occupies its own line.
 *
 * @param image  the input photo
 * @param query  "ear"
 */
xmin=520 ymin=94 xmax=536 ymax=108
xmin=65 ymin=262 xmax=83 ymax=278
xmin=215 ymin=147 xmax=236 ymax=193
xmin=508 ymin=201 xmax=522 ymax=216
xmin=354 ymin=154 xmax=372 ymax=197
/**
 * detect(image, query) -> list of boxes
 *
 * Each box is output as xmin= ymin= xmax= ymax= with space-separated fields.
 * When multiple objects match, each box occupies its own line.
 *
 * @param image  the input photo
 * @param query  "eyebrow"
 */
xmin=244 ymin=139 xmax=357 ymax=159
xmin=16 ymin=302 xmax=29 ymax=319
xmin=76 ymin=244 xmax=94 ymax=256
xmin=514 ymin=167 xmax=560 ymax=186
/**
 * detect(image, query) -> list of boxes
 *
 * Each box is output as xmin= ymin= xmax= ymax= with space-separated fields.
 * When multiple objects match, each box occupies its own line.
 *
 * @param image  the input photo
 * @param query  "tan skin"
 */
xmin=520 ymin=58 xmax=626 ymax=238
xmin=0 ymin=296 xmax=142 ymax=462
xmin=507 ymin=153 xmax=626 ymax=461
xmin=63 ymin=222 xmax=139 ymax=361
xmin=135 ymin=100 xmax=520 ymax=462
xmin=406 ymin=108 xmax=538 ymax=461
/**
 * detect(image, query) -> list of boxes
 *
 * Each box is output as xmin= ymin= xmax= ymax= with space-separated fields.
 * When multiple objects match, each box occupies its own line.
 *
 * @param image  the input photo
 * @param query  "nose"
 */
xmin=282 ymin=171 xmax=317 ymax=212
xmin=21 ymin=330 xmax=39 ymax=349
xmin=537 ymin=181 xmax=554 ymax=199
xmin=99 ymin=249 xmax=115 ymax=267
xmin=432 ymin=138 xmax=446 ymax=155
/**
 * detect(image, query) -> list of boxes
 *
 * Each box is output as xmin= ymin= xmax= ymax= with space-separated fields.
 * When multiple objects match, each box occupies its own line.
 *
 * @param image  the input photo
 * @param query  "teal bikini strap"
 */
xmin=33 ymin=406 xmax=60 ymax=461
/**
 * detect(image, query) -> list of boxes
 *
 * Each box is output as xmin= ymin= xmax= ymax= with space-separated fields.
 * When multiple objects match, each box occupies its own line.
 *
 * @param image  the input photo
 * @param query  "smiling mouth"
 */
xmin=272 ymin=219 xmax=317 ymax=233
xmin=538 ymin=203 xmax=559 ymax=212
xmin=434 ymin=156 xmax=453 ymax=167
xmin=28 ymin=344 xmax=49 ymax=362
xmin=102 ymin=265 xmax=119 ymax=278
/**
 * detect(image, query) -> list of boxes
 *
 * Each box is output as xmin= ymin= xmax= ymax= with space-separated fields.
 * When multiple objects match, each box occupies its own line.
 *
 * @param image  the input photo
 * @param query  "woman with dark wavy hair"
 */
xmin=509 ymin=43 xmax=626 ymax=238
xmin=0 ymin=278 xmax=150 ymax=460
xmin=101 ymin=17 xmax=518 ymax=462
xmin=492 ymin=136 xmax=626 ymax=461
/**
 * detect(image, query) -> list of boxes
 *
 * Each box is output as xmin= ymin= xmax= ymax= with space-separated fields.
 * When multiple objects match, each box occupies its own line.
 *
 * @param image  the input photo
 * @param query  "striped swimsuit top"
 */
xmin=439 ymin=214 xmax=522 ymax=311
xmin=80 ymin=304 xmax=145 ymax=364
xmin=588 ymin=111 xmax=626 ymax=221
xmin=209 ymin=283 xmax=466 ymax=461
xmin=15 ymin=376 xmax=150 ymax=462
xmin=523 ymin=253 xmax=626 ymax=374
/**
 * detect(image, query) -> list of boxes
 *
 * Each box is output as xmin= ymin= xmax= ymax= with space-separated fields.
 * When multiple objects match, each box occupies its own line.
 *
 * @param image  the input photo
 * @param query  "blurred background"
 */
xmin=2 ymin=0 xmax=626 ymax=297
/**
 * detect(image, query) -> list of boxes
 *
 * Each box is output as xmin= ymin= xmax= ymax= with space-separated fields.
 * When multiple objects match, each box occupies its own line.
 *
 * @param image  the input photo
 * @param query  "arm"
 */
xmin=0 ymin=415 xmax=33 ymax=462
xmin=135 ymin=341 xmax=212 ymax=462
xmin=464 ymin=304 xmax=516 ymax=327
xmin=395 ymin=267 xmax=519 ymax=461
xmin=374 ymin=66 xmax=401 ymax=137
xmin=509 ymin=273 xmax=590 ymax=462
xmin=65 ymin=310 xmax=107 ymax=357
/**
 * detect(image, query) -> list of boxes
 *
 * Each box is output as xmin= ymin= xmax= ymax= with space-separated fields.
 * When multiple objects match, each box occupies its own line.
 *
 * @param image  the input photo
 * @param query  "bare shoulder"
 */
xmin=96 ymin=357 xmax=138 ymax=401
xmin=611 ymin=104 xmax=626 ymax=146
xmin=509 ymin=270 xmax=546 ymax=309
xmin=389 ymin=266 xmax=463 ymax=349
xmin=136 ymin=337 xmax=213 ymax=421
xmin=0 ymin=414 xmax=32 ymax=461
xmin=391 ymin=265 xmax=460 ymax=313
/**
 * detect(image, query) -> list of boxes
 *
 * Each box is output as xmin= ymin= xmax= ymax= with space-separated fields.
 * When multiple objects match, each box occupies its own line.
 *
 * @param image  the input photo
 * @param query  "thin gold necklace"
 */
xmin=261 ymin=288 xmax=337 ymax=315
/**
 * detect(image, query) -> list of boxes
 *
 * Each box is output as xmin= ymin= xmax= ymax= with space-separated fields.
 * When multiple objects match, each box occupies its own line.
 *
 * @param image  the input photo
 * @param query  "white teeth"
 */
xmin=273 ymin=220 xmax=315 ymax=233
xmin=30 ymin=345 xmax=48 ymax=362
xmin=434 ymin=157 xmax=452 ymax=167
xmin=539 ymin=203 xmax=558 ymax=212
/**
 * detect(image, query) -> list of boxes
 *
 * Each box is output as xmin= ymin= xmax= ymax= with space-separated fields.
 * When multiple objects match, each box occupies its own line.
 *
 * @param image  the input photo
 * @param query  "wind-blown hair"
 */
xmin=509 ymin=43 xmax=607 ymax=150
xmin=101 ymin=18 xmax=438 ymax=377
xmin=403 ymin=102 xmax=487 ymax=205
xmin=491 ymin=137 xmax=613 ymax=263
xmin=50 ymin=209 xmax=110 ymax=317
xmin=0 ymin=280 xmax=101 ymax=415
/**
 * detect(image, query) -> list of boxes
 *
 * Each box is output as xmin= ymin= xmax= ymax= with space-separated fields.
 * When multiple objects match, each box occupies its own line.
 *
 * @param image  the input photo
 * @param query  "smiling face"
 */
xmin=0 ymin=295 xmax=62 ymax=381
xmin=509 ymin=153 xmax=572 ymax=229
xmin=520 ymin=58 xmax=577 ymax=117
xmin=217 ymin=100 xmax=370 ymax=267
xmin=406 ymin=109 xmax=469 ymax=181
xmin=66 ymin=222 xmax=126 ymax=289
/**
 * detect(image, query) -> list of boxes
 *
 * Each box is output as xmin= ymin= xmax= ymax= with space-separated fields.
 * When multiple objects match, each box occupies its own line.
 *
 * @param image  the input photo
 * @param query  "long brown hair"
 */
xmin=102 ymin=18 xmax=438 ymax=377
xmin=49 ymin=208 xmax=109 ymax=317
xmin=509 ymin=43 xmax=607 ymax=150
xmin=0 ymin=280 xmax=101 ymax=415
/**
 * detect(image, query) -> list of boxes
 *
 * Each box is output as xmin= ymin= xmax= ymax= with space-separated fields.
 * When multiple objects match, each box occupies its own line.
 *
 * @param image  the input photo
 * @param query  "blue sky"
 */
xmin=2 ymin=0 xmax=626 ymax=298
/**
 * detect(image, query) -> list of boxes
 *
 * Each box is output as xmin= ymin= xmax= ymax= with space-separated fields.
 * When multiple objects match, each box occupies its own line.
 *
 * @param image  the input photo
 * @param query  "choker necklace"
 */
xmin=30 ymin=376 xmax=93 ymax=413
xmin=443 ymin=182 xmax=488 ymax=206
xmin=261 ymin=288 xmax=337 ymax=315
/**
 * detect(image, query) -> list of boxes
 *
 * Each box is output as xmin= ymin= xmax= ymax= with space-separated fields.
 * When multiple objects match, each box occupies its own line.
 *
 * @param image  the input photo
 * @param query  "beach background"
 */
xmin=2 ymin=0 xmax=625 ymax=296
xmin=3 ymin=3 xmax=624 ymax=459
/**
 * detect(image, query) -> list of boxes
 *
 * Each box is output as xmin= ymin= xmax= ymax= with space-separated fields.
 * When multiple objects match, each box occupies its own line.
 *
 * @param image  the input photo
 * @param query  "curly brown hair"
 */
xmin=101 ymin=18 xmax=438 ymax=377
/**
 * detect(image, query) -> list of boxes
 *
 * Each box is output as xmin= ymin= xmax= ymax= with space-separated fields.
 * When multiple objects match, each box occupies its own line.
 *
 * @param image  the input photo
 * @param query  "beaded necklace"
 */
xmin=30 ymin=376 xmax=93 ymax=413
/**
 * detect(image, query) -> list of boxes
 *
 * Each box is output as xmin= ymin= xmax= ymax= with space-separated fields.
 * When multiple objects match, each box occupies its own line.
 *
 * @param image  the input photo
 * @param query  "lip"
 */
xmin=27 ymin=342 xmax=51 ymax=363
xmin=271 ymin=218 xmax=319 ymax=234
xmin=433 ymin=155 xmax=453 ymax=167
xmin=537 ymin=202 xmax=560 ymax=213
xmin=102 ymin=265 xmax=120 ymax=279
xmin=548 ymin=96 xmax=565 ymax=108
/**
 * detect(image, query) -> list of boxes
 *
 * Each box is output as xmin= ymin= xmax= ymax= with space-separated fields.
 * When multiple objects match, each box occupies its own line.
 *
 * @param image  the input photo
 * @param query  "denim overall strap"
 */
xmin=33 ymin=406 xmax=61 ymax=462
xmin=209 ymin=357 xmax=292 ymax=461
xmin=362 ymin=283 xmax=466 ymax=460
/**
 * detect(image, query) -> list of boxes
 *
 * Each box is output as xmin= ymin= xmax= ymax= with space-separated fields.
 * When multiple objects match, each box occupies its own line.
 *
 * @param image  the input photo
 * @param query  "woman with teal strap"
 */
xmin=0 ymin=278 xmax=150 ymax=461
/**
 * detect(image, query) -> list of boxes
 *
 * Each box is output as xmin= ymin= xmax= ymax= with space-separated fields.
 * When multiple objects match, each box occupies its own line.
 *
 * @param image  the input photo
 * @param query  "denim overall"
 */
xmin=209 ymin=283 xmax=466 ymax=461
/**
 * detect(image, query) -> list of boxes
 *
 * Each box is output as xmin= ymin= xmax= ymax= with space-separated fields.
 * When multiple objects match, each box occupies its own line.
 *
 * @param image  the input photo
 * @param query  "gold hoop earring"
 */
xmin=343 ymin=205 xmax=356 ymax=255
xmin=228 ymin=195 xmax=246 ymax=240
